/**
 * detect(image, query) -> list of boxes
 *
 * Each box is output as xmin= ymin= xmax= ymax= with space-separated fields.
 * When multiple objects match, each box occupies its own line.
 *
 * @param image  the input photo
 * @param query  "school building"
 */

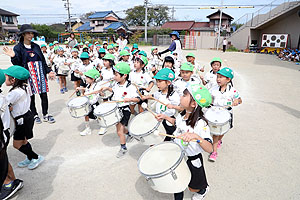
xmin=0 ymin=8 xmax=19 ymax=39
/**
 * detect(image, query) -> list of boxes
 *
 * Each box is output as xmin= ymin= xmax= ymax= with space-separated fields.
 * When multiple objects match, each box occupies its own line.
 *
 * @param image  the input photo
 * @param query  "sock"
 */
xmin=85 ymin=121 xmax=90 ymax=129
xmin=174 ymin=192 xmax=184 ymax=200
xmin=4 ymin=181 xmax=13 ymax=188
xmin=121 ymin=144 xmax=127 ymax=150
xmin=18 ymin=143 xmax=39 ymax=160
xmin=197 ymin=187 xmax=207 ymax=195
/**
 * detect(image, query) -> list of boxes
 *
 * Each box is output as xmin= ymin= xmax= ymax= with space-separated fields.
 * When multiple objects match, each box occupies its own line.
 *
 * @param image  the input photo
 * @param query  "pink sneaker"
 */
xmin=209 ymin=152 xmax=218 ymax=162
xmin=217 ymin=140 xmax=222 ymax=149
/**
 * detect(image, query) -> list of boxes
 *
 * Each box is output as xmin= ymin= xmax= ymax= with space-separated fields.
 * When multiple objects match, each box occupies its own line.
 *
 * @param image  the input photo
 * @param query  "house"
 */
xmin=76 ymin=10 xmax=128 ymax=33
xmin=0 ymin=8 xmax=19 ymax=38
xmin=161 ymin=10 xmax=234 ymax=36
xmin=64 ymin=18 xmax=87 ymax=32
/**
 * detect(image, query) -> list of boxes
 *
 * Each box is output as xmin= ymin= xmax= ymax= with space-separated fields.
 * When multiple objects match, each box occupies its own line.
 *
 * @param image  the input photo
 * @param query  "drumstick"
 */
xmin=132 ymin=83 xmax=143 ymax=98
xmin=141 ymin=103 xmax=157 ymax=117
xmin=154 ymin=132 xmax=201 ymax=143
xmin=99 ymin=79 xmax=113 ymax=86
xmin=102 ymin=100 xmax=124 ymax=103
xmin=150 ymin=96 xmax=168 ymax=107
xmin=69 ymin=90 xmax=77 ymax=98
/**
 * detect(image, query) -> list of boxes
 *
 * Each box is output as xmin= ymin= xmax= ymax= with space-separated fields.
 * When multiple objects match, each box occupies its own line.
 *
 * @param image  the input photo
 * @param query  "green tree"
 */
xmin=125 ymin=5 xmax=170 ymax=26
xmin=30 ymin=24 xmax=57 ymax=39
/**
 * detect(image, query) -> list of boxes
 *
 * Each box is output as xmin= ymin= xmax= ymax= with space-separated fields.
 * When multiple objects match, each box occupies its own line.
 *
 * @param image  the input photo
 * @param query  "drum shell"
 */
xmin=204 ymin=106 xmax=231 ymax=136
xmin=207 ymin=121 xmax=230 ymax=135
xmin=58 ymin=65 xmax=70 ymax=75
xmin=94 ymin=105 xmax=123 ymax=128
xmin=67 ymin=97 xmax=91 ymax=118
xmin=138 ymin=142 xmax=191 ymax=193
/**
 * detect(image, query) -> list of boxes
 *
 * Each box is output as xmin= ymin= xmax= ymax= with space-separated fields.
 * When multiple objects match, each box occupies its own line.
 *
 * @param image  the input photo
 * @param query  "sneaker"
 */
xmin=0 ymin=179 xmax=24 ymax=200
xmin=17 ymin=158 xmax=31 ymax=168
xmin=126 ymin=133 xmax=134 ymax=143
xmin=60 ymin=89 xmax=64 ymax=94
xmin=192 ymin=186 xmax=210 ymax=200
xmin=208 ymin=152 xmax=218 ymax=162
xmin=28 ymin=155 xmax=45 ymax=170
xmin=80 ymin=127 xmax=91 ymax=136
xmin=64 ymin=87 xmax=68 ymax=92
xmin=217 ymin=140 xmax=222 ymax=149
xmin=98 ymin=127 xmax=107 ymax=135
xmin=34 ymin=115 xmax=42 ymax=124
xmin=116 ymin=148 xmax=128 ymax=158
xmin=43 ymin=114 xmax=56 ymax=123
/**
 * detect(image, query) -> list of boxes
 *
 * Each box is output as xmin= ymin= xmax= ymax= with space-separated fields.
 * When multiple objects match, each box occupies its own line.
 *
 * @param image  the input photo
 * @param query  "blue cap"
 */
xmin=169 ymin=31 xmax=180 ymax=39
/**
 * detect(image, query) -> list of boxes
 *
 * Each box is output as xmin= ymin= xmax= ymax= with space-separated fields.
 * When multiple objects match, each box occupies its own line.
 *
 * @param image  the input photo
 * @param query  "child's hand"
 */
xmin=123 ymin=98 xmax=131 ymax=103
xmin=178 ymin=132 xmax=199 ymax=142
xmin=232 ymin=99 xmax=239 ymax=106
xmin=141 ymin=95 xmax=147 ymax=101
xmin=200 ymin=66 xmax=205 ymax=72
xmin=155 ymin=114 xmax=166 ymax=121
xmin=200 ymin=75 xmax=204 ymax=80
xmin=146 ymin=87 xmax=151 ymax=92
xmin=167 ymin=104 xmax=174 ymax=109
xmin=74 ymin=69 xmax=79 ymax=74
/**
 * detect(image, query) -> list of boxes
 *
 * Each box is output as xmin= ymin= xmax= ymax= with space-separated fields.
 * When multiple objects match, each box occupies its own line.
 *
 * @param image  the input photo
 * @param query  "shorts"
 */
xmin=187 ymin=153 xmax=208 ymax=190
xmin=119 ymin=107 xmax=131 ymax=126
xmin=13 ymin=111 xmax=34 ymax=141
xmin=80 ymin=79 xmax=87 ymax=88
xmin=87 ymin=103 xmax=99 ymax=120
xmin=162 ymin=116 xmax=176 ymax=141
xmin=71 ymin=72 xmax=81 ymax=81
xmin=0 ymin=149 xmax=8 ymax=186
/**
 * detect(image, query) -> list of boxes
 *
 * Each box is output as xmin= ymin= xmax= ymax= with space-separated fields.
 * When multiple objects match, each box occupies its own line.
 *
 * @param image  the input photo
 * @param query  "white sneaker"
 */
xmin=98 ymin=127 xmax=107 ymax=135
xmin=116 ymin=148 xmax=128 ymax=158
xmin=80 ymin=127 xmax=91 ymax=136
xmin=192 ymin=186 xmax=210 ymax=200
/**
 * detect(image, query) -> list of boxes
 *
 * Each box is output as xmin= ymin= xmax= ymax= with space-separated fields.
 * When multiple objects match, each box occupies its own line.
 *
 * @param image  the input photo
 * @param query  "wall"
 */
xmin=228 ymin=26 xmax=251 ymax=50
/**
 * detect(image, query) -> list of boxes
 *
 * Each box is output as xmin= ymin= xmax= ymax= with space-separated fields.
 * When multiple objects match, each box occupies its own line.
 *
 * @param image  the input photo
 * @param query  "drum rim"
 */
xmin=137 ymin=142 xmax=184 ymax=179
xmin=205 ymin=106 xmax=231 ymax=125
xmin=207 ymin=120 xmax=230 ymax=126
xmin=100 ymin=91 xmax=114 ymax=99
xmin=67 ymin=96 xmax=90 ymax=108
xmin=128 ymin=111 xmax=161 ymax=138
xmin=94 ymin=103 xmax=118 ymax=116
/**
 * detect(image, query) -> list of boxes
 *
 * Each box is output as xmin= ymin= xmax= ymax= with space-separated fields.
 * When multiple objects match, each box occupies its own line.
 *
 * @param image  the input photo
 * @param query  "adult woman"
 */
xmin=158 ymin=31 xmax=183 ymax=62
xmin=3 ymin=24 xmax=56 ymax=124
xmin=68 ymin=33 xmax=78 ymax=48
xmin=116 ymin=33 xmax=127 ymax=52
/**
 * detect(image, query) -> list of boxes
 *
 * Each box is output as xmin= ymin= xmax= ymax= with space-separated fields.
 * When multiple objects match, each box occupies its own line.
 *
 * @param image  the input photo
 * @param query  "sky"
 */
xmin=0 ymin=0 xmax=276 ymax=25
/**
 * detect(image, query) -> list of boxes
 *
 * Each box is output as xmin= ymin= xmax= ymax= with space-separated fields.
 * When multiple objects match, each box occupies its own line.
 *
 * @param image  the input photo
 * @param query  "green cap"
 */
xmin=3 ymin=65 xmax=30 ymax=80
xmin=151 ymin=46 xmax=158 ymax=52
xmin=113 ymin=62 xmax=131 ymax=75
xmin=49 ymin=43 xmax=53 ymax=47
xmin=180 ymin=62 xmax=194 ymax=72
xmin=132 ymin=49 xmax=139 ymax=55
xmin=133 ymin=43 xmax=138 ymax=49
xmin=107 ymin=44 xmax=114 ymax=49
xmin=210 ymin=57 xmax=222 ymax=65
xmin=0 ymin=70 xmax=5 ymax=86
xmin=153 ymin=68 xmax=175 ymax=81
xmin=71 ymin=48 xmax=79 ymax=53
xmin=113 ymin=43 xmax=119 ymax=47
xmin=135 ymin=55 xmax=148 ymax=66
xmin=103 ymin=53 xmax=115 ymax=61
xmin=120 ymin=50 xmax=130 ymax=56
xmin=85 ymin=41 xmax=89 ymax=44
xmin=186 ymin=53 xmax=195 ymax=58
xmin=187 ymin=84 xmax=212 ymax=108
xmin=84 ymin=69 xmax=100 ymax=79
xmin=79 ymin=42 xmax=84 ymax=45
xmin=99 ymin=48 xmax=106 ymax=53
xmin=53 ymin=41 xmax=59 ymax=44
xmin=88 ymin=44 xmax=93 ymax=48
xmin=139 ymin=50 xmax=147 ymax=57
xmin=40 ymin=44 xmax=47 ymax=48
xmin=54 ymin=46 xmax=59 ymax=51
xmin=217 ymin=67 xmax=234 ymax=79
xmin=80 ymin=52 xmax=90 ymax=59
xmin=64 ymin=41 xmax=68 ymax=45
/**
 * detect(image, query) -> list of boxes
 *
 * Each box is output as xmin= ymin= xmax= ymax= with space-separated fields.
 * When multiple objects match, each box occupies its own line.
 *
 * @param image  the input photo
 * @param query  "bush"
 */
xmin=227 ymin=45 xmax=239 ymax=52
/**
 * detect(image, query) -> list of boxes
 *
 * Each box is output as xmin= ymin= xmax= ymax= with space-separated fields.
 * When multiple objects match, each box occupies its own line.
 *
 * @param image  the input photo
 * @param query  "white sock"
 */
xmin=85 ymin=121 xmax=90 ymax=129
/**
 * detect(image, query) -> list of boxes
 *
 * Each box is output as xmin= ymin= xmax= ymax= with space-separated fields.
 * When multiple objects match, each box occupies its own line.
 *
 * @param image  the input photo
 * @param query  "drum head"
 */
xmin=100 ymin=90 xmax=113 ymax=99
xmin=205 ymin=107 xmax=231 ymax=124
xmin=138 ymin=142 xmax=182 ymax=176
xmin=94 ymin=102 xmax=117 ymax=114
xmin=129 ymin=111 xmax=158 ymax=136
xmin=68 ymin=96 xmax=89 ymax=107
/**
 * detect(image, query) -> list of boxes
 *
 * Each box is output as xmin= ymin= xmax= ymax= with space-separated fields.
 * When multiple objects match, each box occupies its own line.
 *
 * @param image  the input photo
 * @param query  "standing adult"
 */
xmin=67 ymin=33 xmax=78 ymax=49
xmin=3 ymin=24 xmax=56 ymax=124
xmin=158 ymin=31 xmax=183 ymax=62
xmin=223 ymin=38 xmax=228 ymax=52
xmin=116 ymin=33 xmax=127 ymax=52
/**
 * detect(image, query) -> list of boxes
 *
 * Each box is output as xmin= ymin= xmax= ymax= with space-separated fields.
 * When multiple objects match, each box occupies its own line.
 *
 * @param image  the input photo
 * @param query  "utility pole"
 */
xmin=171 ymin=6 xmax=175 ymax=21
xmin=144 ymin=0 xmax=148 ymax=43
xmin=63 ymin=0 xmax=71 ymax=32
xmin=216 ymin=0 xmax=223 ymax=50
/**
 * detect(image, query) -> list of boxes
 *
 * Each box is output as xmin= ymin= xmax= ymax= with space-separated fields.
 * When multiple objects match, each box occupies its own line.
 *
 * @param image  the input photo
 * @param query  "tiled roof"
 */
xmin=75 ymin=22 xmax=94 ymax=31
xmin=89 ymin=11 xmax=113 ymax=19
xmin=104 ymin=22 xmax=127 ymax=30
xmin=0 ymin=8 xmax=19 ymax=16
xmin=206 ymin=10 xmax=234 ymax=20
xmin=161 ymin=21 xmax=195 ymax=30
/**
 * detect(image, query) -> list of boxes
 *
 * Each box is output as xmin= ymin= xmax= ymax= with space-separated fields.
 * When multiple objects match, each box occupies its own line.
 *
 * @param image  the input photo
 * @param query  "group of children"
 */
xmin=1 ymin=38 xmax=243 ymax=200
xmin=277 ymin=48 xmax=300 ymax=64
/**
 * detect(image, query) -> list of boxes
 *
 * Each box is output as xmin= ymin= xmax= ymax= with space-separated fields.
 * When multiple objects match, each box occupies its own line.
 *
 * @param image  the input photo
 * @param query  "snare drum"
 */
xmin=93 ymin=103 xmax=122 ymax=128
xmin=138 ymin=142 xmax=191 ymax=193
xmin=58 ymin=65 xmax=70 ymax=75
xmin=204 ymin=106 xmax=231 ymax=135
xmin=99 ymin=90 xmax=113 ymax=101
xmin=67 ymin=97 xmax=91 ymax=118
xmin=128 ymin=111 xmax=164 ymax=145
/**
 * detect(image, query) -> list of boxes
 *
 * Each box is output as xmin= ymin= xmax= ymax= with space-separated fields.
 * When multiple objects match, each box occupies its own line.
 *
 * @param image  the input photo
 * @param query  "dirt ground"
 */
xmin=0 ymin=45 xmax=299 ymax=200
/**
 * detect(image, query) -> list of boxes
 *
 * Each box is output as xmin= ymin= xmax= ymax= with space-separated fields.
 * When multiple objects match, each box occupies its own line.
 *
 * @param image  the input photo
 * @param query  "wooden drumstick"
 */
xmin=150 ymin=96 xmax=168 ymax=107
xmin=132 ymin=83 xmax=143 ymax=98
xmin=154 ymin=132 xmax=201 ymax=143
xmin=141 ymin=103 xmax=157 ymax=117
xmin=69 ymin=90 xmax=77 ymax=98
xmin=103 ymin=100 xmax=124 ymax=103
xmin=99 ymin=79 xmax=113 ymax=86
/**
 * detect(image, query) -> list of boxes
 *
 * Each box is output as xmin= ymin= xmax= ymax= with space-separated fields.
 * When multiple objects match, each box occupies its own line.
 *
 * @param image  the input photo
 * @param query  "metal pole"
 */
xmin=67 ymin=0 xmax=71 ymax=32
xmin=145 ymin=0 xmax=148 ymax=43
xmin=216 ymin=0 xmax=223 ymax=50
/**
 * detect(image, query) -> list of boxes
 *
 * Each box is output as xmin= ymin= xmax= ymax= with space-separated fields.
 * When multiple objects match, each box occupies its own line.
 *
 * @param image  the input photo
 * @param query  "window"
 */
xmin=1 ymin=16 xmax=5 ymax=23
xmin=215 ymin=20 xmax=219 ymax=25
xmin=1 ymin=16 xmax=13 ymax=24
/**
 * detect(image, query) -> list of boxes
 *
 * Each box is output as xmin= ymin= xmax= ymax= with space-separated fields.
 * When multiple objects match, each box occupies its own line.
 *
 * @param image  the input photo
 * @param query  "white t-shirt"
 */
xmin=223 ymin=39 xmax=228 ymax=46
xmin=6 ymin=88 xmax=31 ymax=118
xmin=153 ymin=90 xmax=180 ymax=117
xmin=67 ymin=57 xmax=82 ymax=71
xmin=173 ymin=77 xmax=200 ymax=96
xmin=204 ymin=70 xmax=218 ymax=90
xmin=112 ymin=81 xmax=139 ymax=108
xmin=85 ymin=82 xmax=102 ymax=105
xmin=116 ymin=38 xmax=127 ymax=51
xmin=209 ymin=85 xmax=241 ymax=107
xmin=53 ymin=55 xmax=67 ymax=69
xmin=0 ymin=94 xmax=11 ymax=131
xmin=173 ymin=114 xmax=212 ymax=156
xmin=129 ymin=70 xmax=153 ymax=88
xmin=93 ymin=58 xmax=104 ymax=69
xmin=101 ymin=67 xmax=114 ymax=82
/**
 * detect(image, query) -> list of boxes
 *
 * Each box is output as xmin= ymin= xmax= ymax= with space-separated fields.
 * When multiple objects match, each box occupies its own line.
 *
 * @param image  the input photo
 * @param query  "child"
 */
xmin=148 ymin=47 xmax=162 ymax=74
xmin=99 ymin=62 xmax=140 ymax=158
xmin=0 ymin=69 xmax=24 ymax=199
xmin=113 ymin=43 xmax=119 ymax=58
xmin=208 ymin=67 xmax=242 ymax=162
xmin=52 ymin=47 xmax=69 ymax=94
xmin=67 ymin=48 xmax=82 ymax=96
xmin=4 ymin=65 xmax=44 ymax=170
xmin=200 ymin=57 xmax=222 ymax=90
xmin=142 ymin=68 xmax=180 ymax=140
xmin=156 ymin=84 xmax=213 ymax=200
xmin=107 ymin=44 xmax=114 ymax=55
xmin=102 ymin=41 xmax=108 ymax=50
xmin=129 ymin=55 xmax=154 ymax=113
xmin=186 ymin=53 xmax=204 ymax=74
xmin=119 ymin=50 xmax=133 ymax=70
xmin=76 ymin=69 xmax=101 ymax=136
xmin=174 ymin=62 xmax=200 ymax=96
xmin=131 ymin=43 xmax=138 ymax=53
xmin=93 ymin=48 xmax=106 ymax=71
xmin=78 ymin=52 xmax=94 ymax=89
xmin=100 ymin=54 xmax=115 ymax=82
xmin=41 ymin=44 xmax=51 ymax=70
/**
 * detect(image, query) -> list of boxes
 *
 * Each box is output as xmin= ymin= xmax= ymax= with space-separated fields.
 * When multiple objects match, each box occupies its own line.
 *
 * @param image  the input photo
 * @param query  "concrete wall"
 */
xmin=228 ymin=26 xmax=251 ymax=50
